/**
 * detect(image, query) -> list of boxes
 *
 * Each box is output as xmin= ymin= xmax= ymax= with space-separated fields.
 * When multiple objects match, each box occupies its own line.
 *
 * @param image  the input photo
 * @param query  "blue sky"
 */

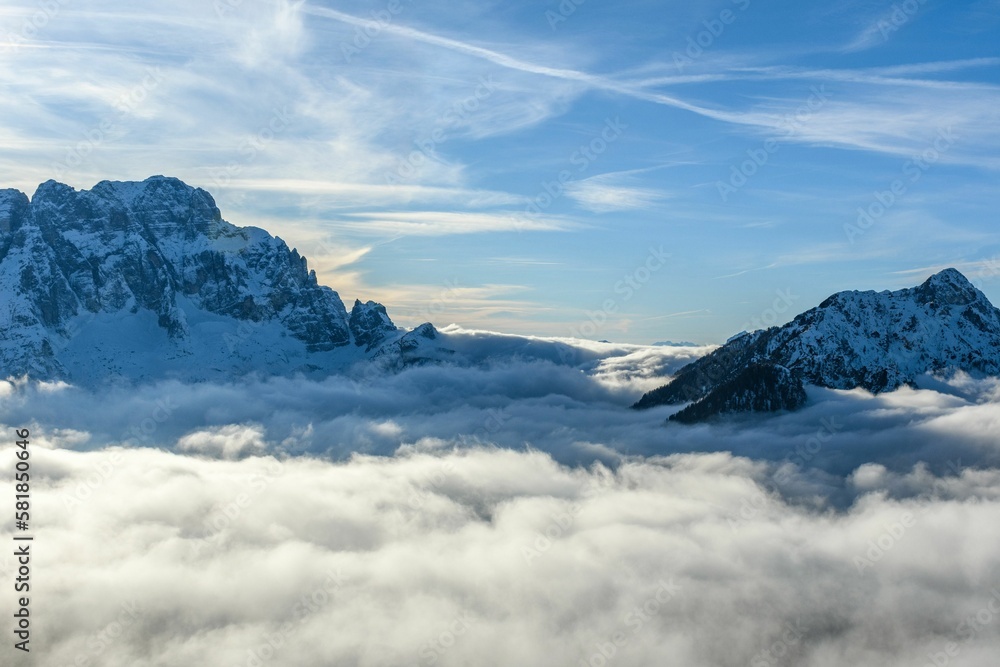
xmin=1 ymin=0 xmax=999 ymax=343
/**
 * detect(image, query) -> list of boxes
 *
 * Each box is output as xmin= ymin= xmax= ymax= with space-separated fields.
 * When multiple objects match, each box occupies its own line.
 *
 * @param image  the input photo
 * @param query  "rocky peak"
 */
xmin=30 ymin=176 xmax=224 ymax=240
xmin=349 ymin=300 xmax=398 ymax=351
xmin=30 ymin=179 xmax=75 ymax=202
xmin=410 ymin=322 xmax=437 ymax=339
xmin=0 ymin=176 xmax=408 ymax=383
xmin=634 ymin=269 xmax=1000 ymax=421
xmin=915 ymin=267 xmax=983 ymax=306
xmin=0 ymin=189 xmax=30 ymax=234
xmin=372 ymin=322 xmax=451 ymax=369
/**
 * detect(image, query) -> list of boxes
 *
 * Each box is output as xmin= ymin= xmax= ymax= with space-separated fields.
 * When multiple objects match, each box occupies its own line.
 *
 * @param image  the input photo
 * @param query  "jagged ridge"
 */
xmin=634 ymin=269 xmax=1000 ymax=421
xmin=0 ymin=176 xmax=427 ymax=383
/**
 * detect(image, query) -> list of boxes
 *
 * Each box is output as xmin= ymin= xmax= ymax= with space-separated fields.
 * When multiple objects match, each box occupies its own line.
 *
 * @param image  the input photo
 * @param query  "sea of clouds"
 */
xmin=1 ymin=338 xmax=999 ymax=666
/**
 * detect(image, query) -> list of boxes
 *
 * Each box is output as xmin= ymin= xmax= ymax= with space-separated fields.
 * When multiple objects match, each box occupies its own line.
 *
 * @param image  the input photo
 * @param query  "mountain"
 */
xmin=0 ymin=176 xmax=441 ymax=384
xmin=634 ymin=268 xmax=1000 ymax=422
xmin=667 ymin=362 xmax=808 ymax=424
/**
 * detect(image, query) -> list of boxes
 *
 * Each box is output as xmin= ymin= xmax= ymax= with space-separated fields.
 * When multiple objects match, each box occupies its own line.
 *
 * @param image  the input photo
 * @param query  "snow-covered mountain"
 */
xmin=8 ymin=176 xmax=994 ymax=407
xmin=0 ymin=176 xmax=698 ymax=387
xmin=634 ymin=268 xmax=1000 ymax=421
xmin=0 ymin=176 xmax=446 ymax=384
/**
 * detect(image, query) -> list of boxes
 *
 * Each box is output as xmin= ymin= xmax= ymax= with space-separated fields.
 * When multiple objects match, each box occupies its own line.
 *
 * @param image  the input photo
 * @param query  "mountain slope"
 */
xmin=667 ymin=362 xmax=808 ymax=424
xmin=634 ymin=269 xmax=1000 ymax=421
xmin=0 ymin=176 xmax=420 ymax=384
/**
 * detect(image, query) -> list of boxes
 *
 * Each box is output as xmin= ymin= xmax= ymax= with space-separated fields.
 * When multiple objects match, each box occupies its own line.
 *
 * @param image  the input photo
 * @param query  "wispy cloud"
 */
xmin=565 ymin=172 xmax=668 ymax=213
xmin=301 ymin=6 xmax=1000 ymax=169
xmin=639 ymin=309 xmax=711 ymax=321
xmin=0 ymin=0 xmax=997 ymax=342
xmin=364 ymin=282 xmax=551 ymax=331
xmin=299 ymin=3 xmax=749 ymax=124
xmin=218 ymin=179 xmax=527 ymax=208
xmin=844 ymin=16 xmax=896 ymax=53
xmin=842 ymin=2 xmax=930 ymax=52
xmin=337 ymin=211 xmax=578 ymax=236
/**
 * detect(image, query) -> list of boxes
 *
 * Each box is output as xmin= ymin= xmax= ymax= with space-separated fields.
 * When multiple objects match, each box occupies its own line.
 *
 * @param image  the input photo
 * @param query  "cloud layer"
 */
xmin=2 ymin=442 xmax=999 ymax=666
xmin=1 ymin=338 xmax=998 ymax=664
xmin=2 ymin=339 xmax=998 ymax=477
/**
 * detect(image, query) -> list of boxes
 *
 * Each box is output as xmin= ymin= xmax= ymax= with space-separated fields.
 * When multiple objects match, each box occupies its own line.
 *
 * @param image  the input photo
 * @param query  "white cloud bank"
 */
xmin=0 ymin=345 xmax=997 ymax=475
xmin=1 ymin=344 xmax=999 ymax=665
xmin=1 ymin=444 xmax=999 ymax=666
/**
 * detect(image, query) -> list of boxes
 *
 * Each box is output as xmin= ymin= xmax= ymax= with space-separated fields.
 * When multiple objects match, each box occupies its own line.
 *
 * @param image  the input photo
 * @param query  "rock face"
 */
xmin=372 ymin=322 xmax=456 ymax=368
xmin=634 ymin=269 xmax=1000 ymax=421
xmin=349 ymin=300 xmax=398 ymax=351
xmin=667 ymin=363 xmax=807 ymax=424
xmin=0 ymin=176 xmax=422 ymax=383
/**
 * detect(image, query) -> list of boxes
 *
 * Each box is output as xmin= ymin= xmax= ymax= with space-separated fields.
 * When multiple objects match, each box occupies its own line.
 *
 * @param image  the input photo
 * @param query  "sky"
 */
xmin=1 ymin=0 xmax=999 ymax=343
